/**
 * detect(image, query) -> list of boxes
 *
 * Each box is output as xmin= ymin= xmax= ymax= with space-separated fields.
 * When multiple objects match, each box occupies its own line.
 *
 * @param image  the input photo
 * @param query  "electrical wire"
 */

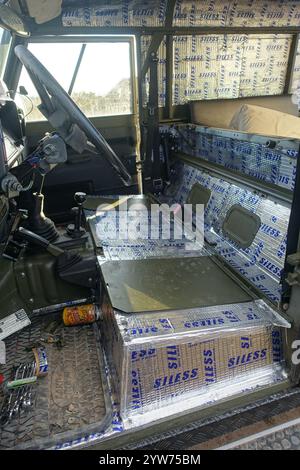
xmin=22 ymin=95 xmax=34 ymax=119
xmin=21 ymin=172 xmax=35 ymax=191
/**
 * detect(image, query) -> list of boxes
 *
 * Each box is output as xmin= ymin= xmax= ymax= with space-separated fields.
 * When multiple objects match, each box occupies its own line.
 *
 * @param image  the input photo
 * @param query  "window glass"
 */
xmin=71 ymin=42 xmax=132 ymax=117
xmin=172 ymin=34 xmax=292 ymax=105
xmin=18 ymin=41 xmax=132 ymax=121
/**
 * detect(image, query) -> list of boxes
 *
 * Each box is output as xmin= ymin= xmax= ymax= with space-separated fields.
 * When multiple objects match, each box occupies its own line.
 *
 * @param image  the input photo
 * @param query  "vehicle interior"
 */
xmin=0 ymin=0 xmax=300 ymax=451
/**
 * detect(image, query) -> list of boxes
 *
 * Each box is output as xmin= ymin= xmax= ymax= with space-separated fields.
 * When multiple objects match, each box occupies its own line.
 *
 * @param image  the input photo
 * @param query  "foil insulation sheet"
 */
xmin=172 ymin=1 xmax=300 ymax=28
xmin=62 ymin=1 xmax=300 ymax=28
xmin=164 ymin=124 xmax=299 ymax=191
xmin=62 ymin=2 xmax=300 ymax=105
xmin=142 ymin=33 xmax=296 ymax=106
xmin=101 ymin=298 xmax=289 ymax=428
xmin=291 ymin=39 xmax=300 ymax=93
xmin=159 ymin=122 xmax=297 ymax=303
xmin=172 ymin=34 xmax=291 ymax=103
xmin=162 ymin=159 xmax=290 ymax=302
xmin=62 ymin=1 xmax=168 ymax=27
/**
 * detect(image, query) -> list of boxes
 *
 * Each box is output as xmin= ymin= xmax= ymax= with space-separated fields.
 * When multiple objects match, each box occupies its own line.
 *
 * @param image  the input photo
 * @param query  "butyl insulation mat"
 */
xmin=161 ymin=157 xmax=291 ymax=303
xmin=62 ymin=2 xmax=300 ymax=104
xmin=165 ymin=124 xmax=298 ymax=191
xmin=102 ymin=297 xmax=289 ymax=428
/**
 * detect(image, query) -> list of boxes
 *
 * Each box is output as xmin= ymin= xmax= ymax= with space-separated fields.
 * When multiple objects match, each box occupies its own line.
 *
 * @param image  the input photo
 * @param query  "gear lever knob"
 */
xmin=66 ymin=192 xmax=87 ymax=239
xmin=74 ymin=192 xmax=87 ymax=206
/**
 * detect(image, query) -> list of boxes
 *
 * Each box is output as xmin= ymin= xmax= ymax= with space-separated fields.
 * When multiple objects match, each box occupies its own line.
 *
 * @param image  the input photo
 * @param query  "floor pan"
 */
xmin=0 ymin=314 xmax=110 ymax=450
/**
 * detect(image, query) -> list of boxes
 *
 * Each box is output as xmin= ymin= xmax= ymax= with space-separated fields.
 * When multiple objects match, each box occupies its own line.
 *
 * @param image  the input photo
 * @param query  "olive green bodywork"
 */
xmin=0 ymin=248 xmax=90 ymax=318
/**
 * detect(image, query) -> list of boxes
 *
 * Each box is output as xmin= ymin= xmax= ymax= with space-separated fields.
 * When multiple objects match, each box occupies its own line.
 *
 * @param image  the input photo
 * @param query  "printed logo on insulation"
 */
xmin=153 ymin=368 xmax=199 ymax=390
xmin=183 ymin=310 xmax=241 ymax=329
xmin=128 ymin=317 xmax=174 ymax=337
xmin=227 ymin=335 xmax=268 ymax=369
xmin=131 ymin=348 xmax=156 ymax=362
xmin=202 ymin=348 xmax=217 ymax=384
xmin=272 ymin=329 xmax=283 ymax=363
xmin=166 ymin=345 xmax=181 ymax=370
xmin=131 ymin=369 xmax=143 ymax=410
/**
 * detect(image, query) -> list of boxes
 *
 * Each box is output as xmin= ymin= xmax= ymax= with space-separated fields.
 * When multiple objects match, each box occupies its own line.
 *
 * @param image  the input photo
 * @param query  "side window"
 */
xmin=17 ymin=40 xmax=133 ymax=121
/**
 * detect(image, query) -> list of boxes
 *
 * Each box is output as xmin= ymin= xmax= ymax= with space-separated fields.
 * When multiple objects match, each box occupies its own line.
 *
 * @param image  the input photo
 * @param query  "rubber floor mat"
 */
xmin=0 ymin=314 xmax=110 ymax=449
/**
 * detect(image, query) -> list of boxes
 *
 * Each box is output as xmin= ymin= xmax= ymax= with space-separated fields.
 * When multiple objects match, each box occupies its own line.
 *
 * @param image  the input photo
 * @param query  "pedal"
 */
xmin=0 ymin=309 xmax=31 ymax=341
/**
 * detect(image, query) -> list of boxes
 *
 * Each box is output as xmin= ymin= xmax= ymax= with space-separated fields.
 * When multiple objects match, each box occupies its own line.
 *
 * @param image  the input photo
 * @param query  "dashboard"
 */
xmin=3 ymin=129 xmax=23 ymax=168
xmin=0 ymin=95 xmax=24 ymax=171
xmin=0 ymin=99 xmax=23 ymax=237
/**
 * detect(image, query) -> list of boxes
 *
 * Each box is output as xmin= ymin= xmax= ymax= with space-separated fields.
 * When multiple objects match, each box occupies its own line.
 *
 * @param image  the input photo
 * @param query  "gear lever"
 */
xmin=66 ymin=192 xmax=87 ymax=239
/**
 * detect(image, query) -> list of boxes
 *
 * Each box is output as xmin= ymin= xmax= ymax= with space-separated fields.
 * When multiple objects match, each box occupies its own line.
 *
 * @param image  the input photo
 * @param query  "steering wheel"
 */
xmin=14 ymin=45 xmax=132 ymax=186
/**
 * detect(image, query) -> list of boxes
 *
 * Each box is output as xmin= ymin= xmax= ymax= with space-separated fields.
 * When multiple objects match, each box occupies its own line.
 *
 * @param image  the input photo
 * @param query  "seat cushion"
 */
xmin=230 ymin=104 xmax=300 ymax=138
xmin=190 ymin=97 xmax=299 ymax=129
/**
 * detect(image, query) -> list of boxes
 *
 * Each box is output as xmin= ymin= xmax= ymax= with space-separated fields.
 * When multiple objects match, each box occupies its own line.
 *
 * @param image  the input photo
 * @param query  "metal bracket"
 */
xmin=2 ymin=209 xmax=28 ymax=262
xmin=286 ymin=252 xmax=300 ymax=286
xmin=152 ymin=178 xmax=163 ymax=193
xmin=148 ymin=106 xmax=156 ymax=117
xmin=287 ymin=252 xmax=300 ymax=267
